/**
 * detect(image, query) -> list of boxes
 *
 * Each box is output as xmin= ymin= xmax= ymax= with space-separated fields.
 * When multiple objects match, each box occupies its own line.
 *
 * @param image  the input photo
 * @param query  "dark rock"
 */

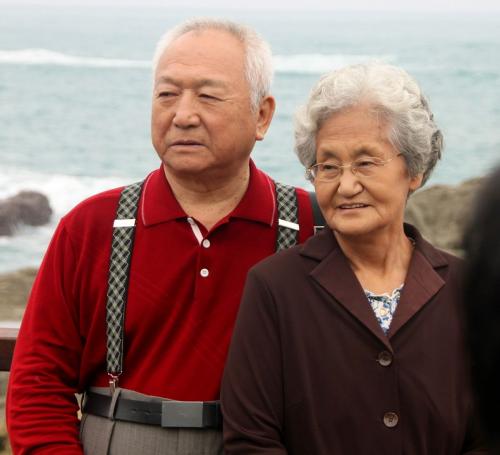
xmin=0 ymin=191 xmax=52 ymax=236
xmin=405 ymin=178 xmax=484 ymax=256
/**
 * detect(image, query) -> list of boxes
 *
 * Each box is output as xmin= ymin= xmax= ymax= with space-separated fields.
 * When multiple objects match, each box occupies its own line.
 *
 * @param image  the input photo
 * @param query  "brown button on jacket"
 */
xmin=221 ymin=225 xmax=486 ymax=454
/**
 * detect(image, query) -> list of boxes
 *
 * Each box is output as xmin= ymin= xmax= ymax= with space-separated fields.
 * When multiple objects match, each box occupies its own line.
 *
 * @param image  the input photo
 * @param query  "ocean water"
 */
xmin=1 ymin=6 xmax=499 ymax=273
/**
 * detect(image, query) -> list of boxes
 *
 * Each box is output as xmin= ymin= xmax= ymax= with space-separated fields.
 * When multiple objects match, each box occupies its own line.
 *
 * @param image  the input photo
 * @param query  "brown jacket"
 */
xmin=221 ymin=225 xmax=486 ymax=454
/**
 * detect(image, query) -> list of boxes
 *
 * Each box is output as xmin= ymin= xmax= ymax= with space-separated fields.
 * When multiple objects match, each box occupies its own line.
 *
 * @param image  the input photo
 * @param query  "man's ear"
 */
xmin=255 ymin=95 xmax=276 ymax=141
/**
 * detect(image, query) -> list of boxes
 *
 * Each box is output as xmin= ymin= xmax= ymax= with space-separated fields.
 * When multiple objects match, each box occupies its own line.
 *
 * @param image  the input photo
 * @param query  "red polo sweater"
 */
xmin=7 ymin=161 xmax=315 ymax=454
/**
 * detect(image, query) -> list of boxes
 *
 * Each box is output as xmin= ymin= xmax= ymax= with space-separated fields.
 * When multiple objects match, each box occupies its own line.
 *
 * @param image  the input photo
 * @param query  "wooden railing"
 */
xmin=0 ymin=328 xmax=18 ymax=371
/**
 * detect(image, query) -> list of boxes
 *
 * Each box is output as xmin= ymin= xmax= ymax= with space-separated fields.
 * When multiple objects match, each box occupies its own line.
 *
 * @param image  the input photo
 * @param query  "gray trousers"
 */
xmin=80 ymin=388 xmax=223 ymax=455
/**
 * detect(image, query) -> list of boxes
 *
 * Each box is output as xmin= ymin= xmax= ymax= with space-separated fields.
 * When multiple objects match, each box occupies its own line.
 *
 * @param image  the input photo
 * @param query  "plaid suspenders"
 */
xmin=105 ymin=180 xmax=311 ymax=387
xmin=274 ymin=181 xmax=300 ymax=251
xmin=105 ymin=181 xmax=143 ymax=390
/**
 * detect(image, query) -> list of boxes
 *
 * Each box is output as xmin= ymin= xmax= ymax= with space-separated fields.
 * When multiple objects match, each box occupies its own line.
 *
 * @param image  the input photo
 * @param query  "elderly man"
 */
xmin=7 ymin=19 xmax=318 ymax=454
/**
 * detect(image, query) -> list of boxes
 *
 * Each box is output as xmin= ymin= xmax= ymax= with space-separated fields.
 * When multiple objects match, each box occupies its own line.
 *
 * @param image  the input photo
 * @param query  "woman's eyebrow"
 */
xmin=317 ymin=150 xmax=340 ymax=161
xmin=353 ymin=144 xmax=384 ymax=157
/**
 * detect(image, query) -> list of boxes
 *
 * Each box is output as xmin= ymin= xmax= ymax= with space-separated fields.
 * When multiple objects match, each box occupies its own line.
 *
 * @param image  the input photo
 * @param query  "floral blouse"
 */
xmin=364 ymin=284 xmax=404 ymax=334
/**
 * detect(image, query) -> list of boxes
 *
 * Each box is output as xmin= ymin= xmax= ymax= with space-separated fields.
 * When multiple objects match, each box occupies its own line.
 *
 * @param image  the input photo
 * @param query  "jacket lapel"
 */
xmin=387 ymin=226 xmax=447 ymax=338
xmin=302 ymin=230 xmax=392 ymax=350
xmin=300 ymin=225 xmax=449 ymax=349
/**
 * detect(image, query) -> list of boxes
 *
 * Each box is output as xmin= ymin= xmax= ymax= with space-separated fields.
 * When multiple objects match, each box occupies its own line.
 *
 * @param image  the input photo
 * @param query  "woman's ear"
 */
xmin=409 ymin=173 xmax=424 ymax=192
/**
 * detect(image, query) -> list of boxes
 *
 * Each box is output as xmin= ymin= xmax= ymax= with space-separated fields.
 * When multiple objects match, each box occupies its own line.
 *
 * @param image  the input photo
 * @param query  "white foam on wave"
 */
xmin=0 ymin=48 xmax=393 ymax=74
xmin=273 ymin=53 xmax=394 ymax=74
xmin=0 ymin=167 xmax=129 ymax=217
xmin=0 ymin=167 xmax=131 ymax=273
xmin=0 ymin=49 xmax=150 ymax=69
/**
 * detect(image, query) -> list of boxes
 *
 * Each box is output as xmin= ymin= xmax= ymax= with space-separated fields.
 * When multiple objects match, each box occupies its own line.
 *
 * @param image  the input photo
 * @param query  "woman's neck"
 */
xmin=335 ymin=226 xmax=414 ymax=294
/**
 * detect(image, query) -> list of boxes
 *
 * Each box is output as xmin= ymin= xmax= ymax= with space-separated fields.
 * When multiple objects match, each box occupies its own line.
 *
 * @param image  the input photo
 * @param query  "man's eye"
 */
xmin=199 ymin=93 xmax=218 ymax=100
xmin=158 ymin=91 xmax=176 ymax=98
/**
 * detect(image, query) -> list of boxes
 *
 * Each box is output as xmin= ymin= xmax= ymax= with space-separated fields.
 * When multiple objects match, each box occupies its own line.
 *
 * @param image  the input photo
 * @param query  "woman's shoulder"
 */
xmin=407 ymin=223 xmax=463 ymax=268
xmin=251 ymin=243 xmax=307 ymax=276
xmin=249 ymin=228 xmax=335 ymax=283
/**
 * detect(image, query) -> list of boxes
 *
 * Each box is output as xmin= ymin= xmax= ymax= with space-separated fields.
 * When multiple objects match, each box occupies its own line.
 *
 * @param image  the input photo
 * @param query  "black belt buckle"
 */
xmin=161 ymin=401 xmax=205 ymax=428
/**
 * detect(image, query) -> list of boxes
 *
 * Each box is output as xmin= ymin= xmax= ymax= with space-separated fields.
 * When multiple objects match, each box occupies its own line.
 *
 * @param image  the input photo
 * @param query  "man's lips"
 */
xmin=169 ymin=140 xmax=204 ymax=147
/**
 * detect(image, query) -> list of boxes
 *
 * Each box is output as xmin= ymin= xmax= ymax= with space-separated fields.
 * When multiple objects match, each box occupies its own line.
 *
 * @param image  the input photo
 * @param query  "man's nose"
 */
xmin=173 ymin=94 xmax=201 ymax=128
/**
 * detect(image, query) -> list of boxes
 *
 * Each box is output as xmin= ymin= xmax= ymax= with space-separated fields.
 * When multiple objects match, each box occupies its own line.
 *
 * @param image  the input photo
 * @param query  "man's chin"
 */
xmin=161 ymin=160 xmax=219 ymax=179
xmin=163 ymin=156 xmax=207 ymax=170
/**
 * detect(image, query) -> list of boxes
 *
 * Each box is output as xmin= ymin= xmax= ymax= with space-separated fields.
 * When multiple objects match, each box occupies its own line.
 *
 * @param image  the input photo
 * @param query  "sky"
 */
xmin=1 ymin=0 xmax=500 ymax=12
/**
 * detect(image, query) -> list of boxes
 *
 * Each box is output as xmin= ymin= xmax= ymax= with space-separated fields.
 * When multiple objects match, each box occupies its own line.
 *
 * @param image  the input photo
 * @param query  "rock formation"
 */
xmin=0 ymin=191 xmax=52 ymax=236
xmin=405 ymin=177 xmax=483 ymax=256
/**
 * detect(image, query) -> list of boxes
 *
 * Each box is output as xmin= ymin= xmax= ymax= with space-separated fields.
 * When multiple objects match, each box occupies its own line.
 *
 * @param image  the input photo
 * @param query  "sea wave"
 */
xmin=0 ymin=48 xmax=393 ymax=73
xmin=273 ymin=53 xmax=394 ymax=74
xmin=0 ymin=168 xmax=131 ymax=273
xmin=0 ymin=49 xmax=150 ymax=69
xmin=0 ymin=167 xmax=129 ymax=217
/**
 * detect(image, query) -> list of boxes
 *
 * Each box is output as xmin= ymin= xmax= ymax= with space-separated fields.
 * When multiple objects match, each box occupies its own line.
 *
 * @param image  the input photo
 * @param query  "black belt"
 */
xmin=83 ymin=390 xmax=222 ymax=429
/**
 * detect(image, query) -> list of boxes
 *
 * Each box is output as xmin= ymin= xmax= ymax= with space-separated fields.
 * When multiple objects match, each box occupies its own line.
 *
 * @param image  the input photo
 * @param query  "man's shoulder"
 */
xmin=61 ymin=176 xmax=149 ymax=235
xmin=64 ymin=185 xmax=125 ymax=224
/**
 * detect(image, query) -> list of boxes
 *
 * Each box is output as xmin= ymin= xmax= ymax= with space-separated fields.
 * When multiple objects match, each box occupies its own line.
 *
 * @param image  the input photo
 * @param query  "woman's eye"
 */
xmin=356 ymin=160 xmax=377 ymax=168
xmin=322 ymin=163 xmax=339 ymax=171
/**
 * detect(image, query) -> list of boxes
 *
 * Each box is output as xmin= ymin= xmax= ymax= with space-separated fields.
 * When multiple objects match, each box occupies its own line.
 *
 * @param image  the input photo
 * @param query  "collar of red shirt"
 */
xmin=139 ymin=160 xmax=277 ymax=228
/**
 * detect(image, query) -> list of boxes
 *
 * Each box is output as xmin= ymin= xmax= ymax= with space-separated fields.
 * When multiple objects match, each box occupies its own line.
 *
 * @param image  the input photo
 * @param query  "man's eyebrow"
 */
xmin=156 ymin=76 xmax=228 ymax=89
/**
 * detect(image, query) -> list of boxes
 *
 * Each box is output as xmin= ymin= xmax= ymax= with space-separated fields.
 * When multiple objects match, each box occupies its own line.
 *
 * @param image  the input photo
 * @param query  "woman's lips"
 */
xmin=337 ymin=203 xmax=369 ymax=209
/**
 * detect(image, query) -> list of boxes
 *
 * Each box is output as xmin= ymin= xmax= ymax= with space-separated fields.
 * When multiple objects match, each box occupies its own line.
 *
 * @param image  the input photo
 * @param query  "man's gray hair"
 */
xmin=152 ymin=18 xmax=273 ymax=111
xmin=295 ymin=62 xmax=443 ymax=186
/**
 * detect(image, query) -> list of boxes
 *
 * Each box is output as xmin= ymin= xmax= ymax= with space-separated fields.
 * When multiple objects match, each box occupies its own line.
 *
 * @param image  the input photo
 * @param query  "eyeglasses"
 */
xmin=306 ymin=153 xmax=402 ymax=182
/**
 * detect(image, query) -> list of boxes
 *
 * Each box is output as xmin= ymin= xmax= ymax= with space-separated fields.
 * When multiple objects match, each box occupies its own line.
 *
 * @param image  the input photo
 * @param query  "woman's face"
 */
xmin=314 ymin=105 xmax=423 ymax=239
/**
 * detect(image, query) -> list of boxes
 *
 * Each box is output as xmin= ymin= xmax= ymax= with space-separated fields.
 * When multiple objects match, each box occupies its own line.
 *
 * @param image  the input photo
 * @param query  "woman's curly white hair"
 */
xmin=295 ymin=62 xmax=443 ymax=185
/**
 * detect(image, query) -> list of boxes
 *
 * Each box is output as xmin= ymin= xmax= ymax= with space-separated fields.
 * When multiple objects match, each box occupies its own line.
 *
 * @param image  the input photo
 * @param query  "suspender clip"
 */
xmin=314 ymin=225 xmax=325 ymax=235
xmin=108 ymin=373 xmax=120 ymax=395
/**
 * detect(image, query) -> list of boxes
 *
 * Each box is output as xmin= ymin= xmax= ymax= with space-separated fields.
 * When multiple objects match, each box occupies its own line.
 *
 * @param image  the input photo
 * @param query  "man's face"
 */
xmin=151 ymin=29 xmax=274 ymax=180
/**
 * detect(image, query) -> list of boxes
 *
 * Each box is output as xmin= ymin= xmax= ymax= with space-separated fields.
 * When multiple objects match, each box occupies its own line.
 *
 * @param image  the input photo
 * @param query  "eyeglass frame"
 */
xmin=306 ymin=153 xmax=403 ymax=182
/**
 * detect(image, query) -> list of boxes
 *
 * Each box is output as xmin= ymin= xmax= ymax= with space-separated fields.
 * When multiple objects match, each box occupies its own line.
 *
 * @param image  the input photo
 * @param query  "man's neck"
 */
xmin=163 ymin=162 xmax=251 ymax=231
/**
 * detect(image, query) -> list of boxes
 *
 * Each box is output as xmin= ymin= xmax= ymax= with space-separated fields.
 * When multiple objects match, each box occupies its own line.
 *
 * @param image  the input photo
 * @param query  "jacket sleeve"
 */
xmin=221 ymin=269 xmax=287 ymax=454
xmin=6 ymin=219 xmax=84 ymax=454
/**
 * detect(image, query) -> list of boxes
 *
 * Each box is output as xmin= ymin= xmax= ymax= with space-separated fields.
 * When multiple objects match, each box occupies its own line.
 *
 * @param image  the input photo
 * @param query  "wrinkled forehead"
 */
xmin=155 ymin=29 xmax=247 ymax=77
xmin=319 ymin=105 xmax=392 ymax=139
xmin=319 ymin=101 xmax=391 ymax=128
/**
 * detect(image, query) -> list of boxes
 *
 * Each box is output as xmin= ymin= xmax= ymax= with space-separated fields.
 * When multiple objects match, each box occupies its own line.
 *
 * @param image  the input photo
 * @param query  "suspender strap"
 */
xmin=106 ymin=181 xmax=143 ymax=383
xmin=275 ymin=181 xmax=299 ymax=252
xmin=104 ymin=179 xmax=310 ymax=389
xmin=308 ymin=191 xmax=325 ymax=233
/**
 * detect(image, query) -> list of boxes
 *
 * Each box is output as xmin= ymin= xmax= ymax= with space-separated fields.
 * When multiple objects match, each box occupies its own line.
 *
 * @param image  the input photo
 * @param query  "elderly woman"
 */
xmin=221 ymin=63 xmax=486 ymax=454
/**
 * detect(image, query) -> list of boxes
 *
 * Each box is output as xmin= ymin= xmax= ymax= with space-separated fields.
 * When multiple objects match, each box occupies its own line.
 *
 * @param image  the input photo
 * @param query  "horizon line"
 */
xmin=1 ymin=3 xmax=500 ymax=13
